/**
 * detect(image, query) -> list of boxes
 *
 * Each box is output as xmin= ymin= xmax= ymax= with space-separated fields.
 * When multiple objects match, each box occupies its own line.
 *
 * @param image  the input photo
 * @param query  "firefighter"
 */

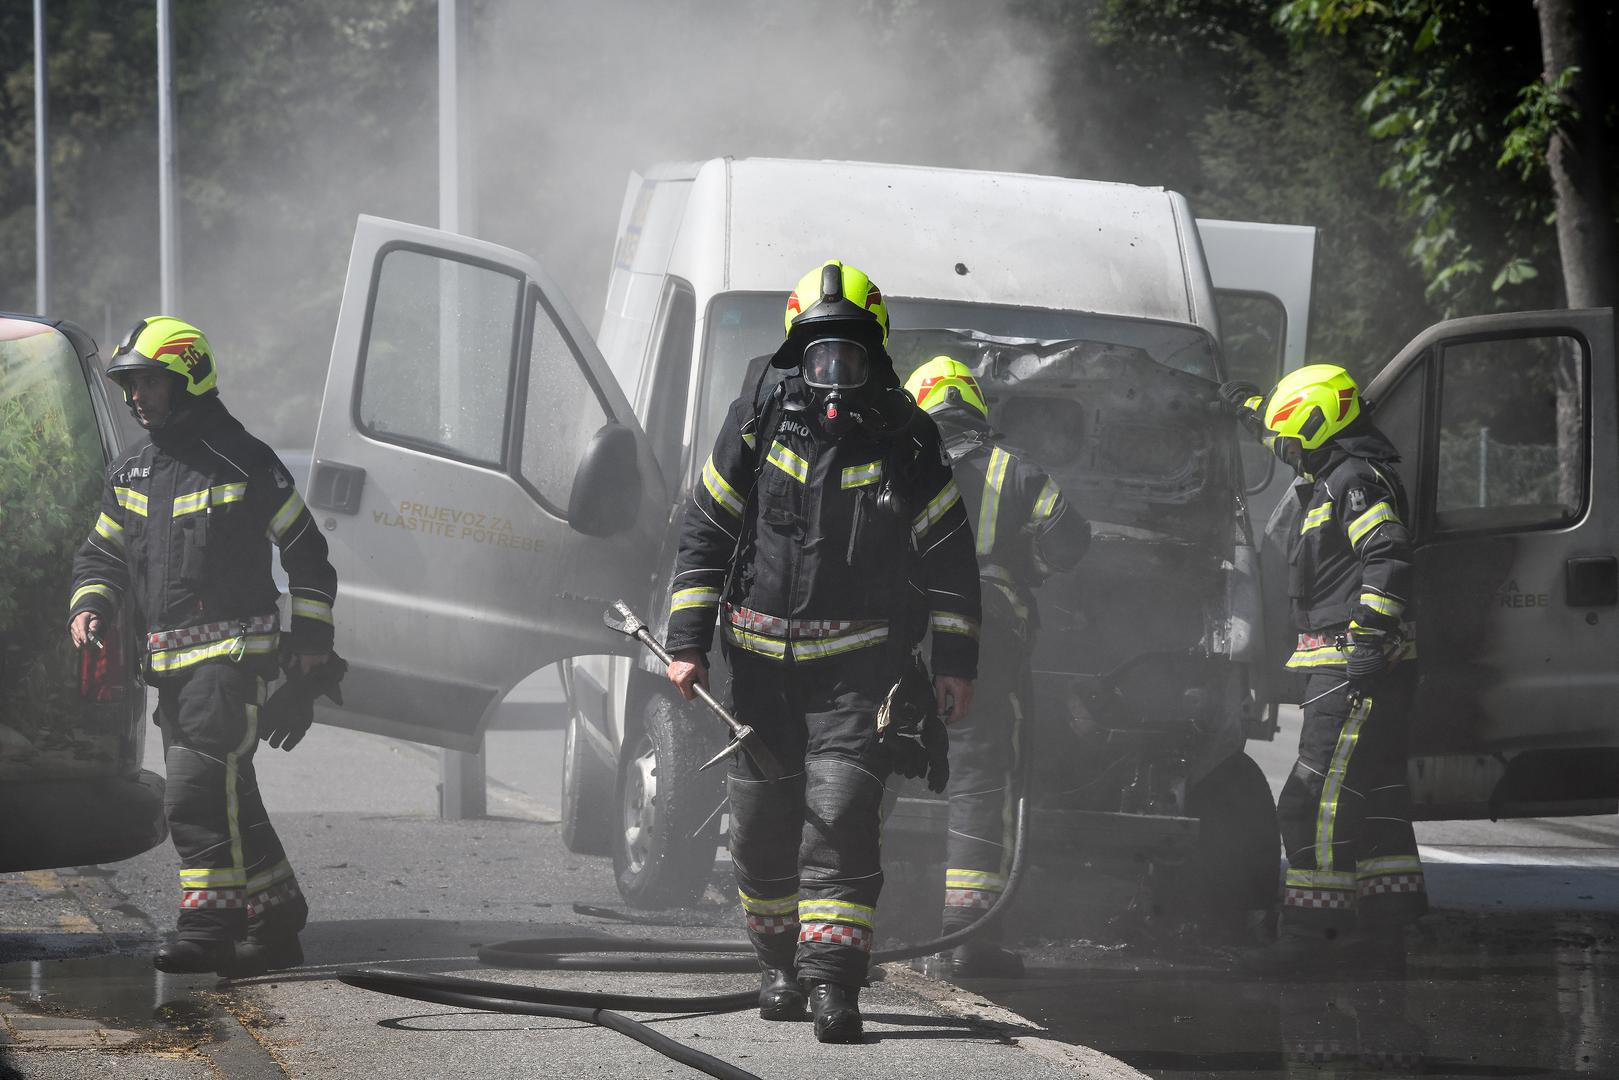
xmin=68 ymin=317 xmax=339 ymax=977
xmin=665 ymin=262 xmax=981 ymax=1043
xmin=903 ymin=356 xmax=1090 ymax=977
xmin=1221 ymin=365 xmax=1426 ymax=975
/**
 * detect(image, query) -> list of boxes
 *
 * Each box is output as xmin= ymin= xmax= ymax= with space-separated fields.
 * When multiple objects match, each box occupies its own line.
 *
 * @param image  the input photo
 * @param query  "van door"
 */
xmin=1365 ymin=308 xmax=1617 ymax=817
xmin=307 ymin=216 xmax=669 ymax=752
xmin=1195 ymin=219 xmax=1317 ymax=505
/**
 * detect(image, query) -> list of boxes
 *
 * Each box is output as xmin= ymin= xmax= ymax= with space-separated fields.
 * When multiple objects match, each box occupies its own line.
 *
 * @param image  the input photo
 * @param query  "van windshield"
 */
xmin=695 ymin=291 xmax=1218 ymax=462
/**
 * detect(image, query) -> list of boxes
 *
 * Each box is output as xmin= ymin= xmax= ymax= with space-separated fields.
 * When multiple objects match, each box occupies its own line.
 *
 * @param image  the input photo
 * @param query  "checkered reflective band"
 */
xmin=1282 ymin=886 xmax=1355 ymax=910
xmin=799 ymin=922 xmax=873 ymax=951
xmin=180 ymin=888 xmax=245 ymax=910
xmin=1358 ymin=873 xmax=1425 ymax=896
xmin=247 ymin=878 xmax=304 ymax=919
xmin=148 ymin=613 xmax=278 ymax=651
xmin=746 ymin=913 xmax=798 ymax=935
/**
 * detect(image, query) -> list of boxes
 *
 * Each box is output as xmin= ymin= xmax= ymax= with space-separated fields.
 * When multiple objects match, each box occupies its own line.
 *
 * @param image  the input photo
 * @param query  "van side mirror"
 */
xmin=568 ymin=422 xmax=642 ymax=537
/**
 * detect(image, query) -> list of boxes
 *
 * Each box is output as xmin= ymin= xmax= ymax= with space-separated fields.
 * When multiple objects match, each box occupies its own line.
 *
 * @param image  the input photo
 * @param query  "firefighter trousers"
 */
xmin=940 ymin=609 xmax=1027 ymax=938
xmin=156 ymin=659 xmax=307 ymax=943
xmin=725 ymin=648 xmax=892 ymax=987
xmin=1277 ymin=667 xmax=1427 ymax=933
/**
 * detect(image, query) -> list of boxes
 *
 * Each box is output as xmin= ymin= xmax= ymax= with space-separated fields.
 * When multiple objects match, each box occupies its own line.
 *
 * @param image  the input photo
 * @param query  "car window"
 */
xmin=1215 ymin=290 xmax=1287 ymax=493
xmin=1433 ymin=334 xmax=1587 ymax=534
xmin=694 ymin=291 xmax=1220 ymax=467
xmin=0 ymin=320 xmax=106 ymax=759
xmin=641 ymin=279 xmax=696 ymax=483
xmin=356 ymin=247 xmax=522 ymax=468
xmin=520 ymin=287 xmax=616 ymax=514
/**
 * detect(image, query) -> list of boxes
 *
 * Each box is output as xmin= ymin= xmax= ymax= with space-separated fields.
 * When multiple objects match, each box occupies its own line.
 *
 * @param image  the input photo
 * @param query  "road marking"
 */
xmin=1420 ymin=845 xmax=1619 ymax=868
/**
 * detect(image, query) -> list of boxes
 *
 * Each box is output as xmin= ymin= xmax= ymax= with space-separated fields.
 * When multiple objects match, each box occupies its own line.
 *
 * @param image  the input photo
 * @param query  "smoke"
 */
xmin=172 ymin=0 xmax=1062 ymax=444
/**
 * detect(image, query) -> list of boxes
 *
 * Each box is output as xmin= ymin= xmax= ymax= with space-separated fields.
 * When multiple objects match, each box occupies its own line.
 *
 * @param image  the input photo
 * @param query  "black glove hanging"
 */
xmin=1345 ymin=636 xmax=1390 ymax=692
xmin=876 ymin=653 xmax=950 ymax=793
xmin=260 ymin=650 xmax=348 ymax=752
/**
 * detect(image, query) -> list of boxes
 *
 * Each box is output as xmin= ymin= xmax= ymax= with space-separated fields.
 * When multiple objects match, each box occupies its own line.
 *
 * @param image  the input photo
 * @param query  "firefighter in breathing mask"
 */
xmin=665 ymin=260 xmax=981 ymax=1043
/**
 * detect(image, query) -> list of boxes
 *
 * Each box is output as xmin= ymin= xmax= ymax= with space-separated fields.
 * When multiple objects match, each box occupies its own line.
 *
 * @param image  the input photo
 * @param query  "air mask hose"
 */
xmin=344 ymin=679 xmax=1037 ymax=1074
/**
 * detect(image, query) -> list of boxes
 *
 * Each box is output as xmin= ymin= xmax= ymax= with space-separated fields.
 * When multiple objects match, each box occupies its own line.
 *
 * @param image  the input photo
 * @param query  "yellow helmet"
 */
xmin=783 ymin=259 xmax=888 ymax=344
xmin=905 ymin=356 xmax=988 ymax=421
xmin=1264 ymin=364 xmax=1360 ymax=451
xmin=106 ymin=316 xmax=218 ymax=397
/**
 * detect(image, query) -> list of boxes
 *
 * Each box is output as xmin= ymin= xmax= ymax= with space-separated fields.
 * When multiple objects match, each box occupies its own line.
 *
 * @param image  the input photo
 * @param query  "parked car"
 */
xmin=0 ymin=313 xmax=166 ymax=872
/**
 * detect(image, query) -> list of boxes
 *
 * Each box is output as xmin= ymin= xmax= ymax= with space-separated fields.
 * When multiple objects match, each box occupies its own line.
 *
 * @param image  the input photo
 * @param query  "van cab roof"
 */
xmin=645 ymin=157 xmax=1211 ymax=329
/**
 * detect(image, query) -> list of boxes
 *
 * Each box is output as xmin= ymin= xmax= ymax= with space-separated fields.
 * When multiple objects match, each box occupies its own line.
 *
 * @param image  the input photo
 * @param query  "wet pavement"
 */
xmin=963 ymin=910 xmax=1619 ymax=1078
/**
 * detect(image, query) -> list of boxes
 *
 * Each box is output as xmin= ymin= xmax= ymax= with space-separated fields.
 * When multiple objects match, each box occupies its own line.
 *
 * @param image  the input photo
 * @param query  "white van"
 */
xmin=305 ymin=157 xmax=1618 ymax=916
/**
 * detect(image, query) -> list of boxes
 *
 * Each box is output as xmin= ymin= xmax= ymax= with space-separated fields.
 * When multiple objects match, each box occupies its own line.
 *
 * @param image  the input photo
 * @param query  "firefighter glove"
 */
xmin=1345 ymin=636 xmax=1389 ymax=690
xmin=260 ymin=651 xmax=348 ymax=752
xmin=877 ymin=654 xmax=951 ymax=793
xmin=1218 ymin=380 xmax=1264 ymax=416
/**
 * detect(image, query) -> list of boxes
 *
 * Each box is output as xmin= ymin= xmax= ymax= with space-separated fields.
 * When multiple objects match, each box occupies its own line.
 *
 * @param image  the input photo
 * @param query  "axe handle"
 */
xmin=634 ymin=628 xmax=747 ymax=738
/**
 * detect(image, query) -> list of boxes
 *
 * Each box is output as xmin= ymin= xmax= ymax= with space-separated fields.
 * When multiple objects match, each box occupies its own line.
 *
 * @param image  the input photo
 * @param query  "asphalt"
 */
xmin=0 ymin=672 xmax=1144 ymax=1080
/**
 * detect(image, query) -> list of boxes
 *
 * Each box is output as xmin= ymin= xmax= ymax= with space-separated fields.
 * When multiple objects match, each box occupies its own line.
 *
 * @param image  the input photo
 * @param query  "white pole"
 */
xmin=437 ymin=0 xmax=485 ymax=821
xmin=156 ymin=0 xmax=180 ymax=313
xmin=33 ymin=0 xmax=49 ymax=315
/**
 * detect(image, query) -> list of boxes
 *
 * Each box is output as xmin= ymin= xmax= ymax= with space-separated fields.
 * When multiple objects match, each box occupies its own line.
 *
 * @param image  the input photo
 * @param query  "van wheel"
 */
xmin=561 ymin=710 xmax=614 ymax=856
xmin=1159 ymin=750 xmax=1280 ymax=939
xmin=611 ymin=693 xmax=723 ymax=908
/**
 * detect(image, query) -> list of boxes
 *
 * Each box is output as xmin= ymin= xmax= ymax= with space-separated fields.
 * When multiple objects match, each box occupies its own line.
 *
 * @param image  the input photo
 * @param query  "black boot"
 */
xmin=219 ymin=932 xmax=304 ymax=979
xmin=758 ymin=967 xmax=806 ymax=1021
xmin=805 ymin=980 xmax=863 ymax=1044
xmin=153 ymin=938 xmax=233 ymax=974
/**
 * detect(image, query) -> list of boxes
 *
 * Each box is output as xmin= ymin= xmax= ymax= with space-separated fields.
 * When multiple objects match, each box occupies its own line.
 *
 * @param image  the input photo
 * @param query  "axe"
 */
xmin=602 ymin=601 xmax=783 ymax=780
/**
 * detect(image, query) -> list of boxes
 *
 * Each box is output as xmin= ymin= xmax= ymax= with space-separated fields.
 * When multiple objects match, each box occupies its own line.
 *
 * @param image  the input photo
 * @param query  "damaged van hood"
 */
xmin=891 ymin=328 xmax=1237 ymax=545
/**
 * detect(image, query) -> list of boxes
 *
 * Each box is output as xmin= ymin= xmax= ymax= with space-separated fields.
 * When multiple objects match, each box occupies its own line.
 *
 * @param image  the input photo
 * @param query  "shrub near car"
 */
xmin=0 ymin=314 xmax=165 ymax=872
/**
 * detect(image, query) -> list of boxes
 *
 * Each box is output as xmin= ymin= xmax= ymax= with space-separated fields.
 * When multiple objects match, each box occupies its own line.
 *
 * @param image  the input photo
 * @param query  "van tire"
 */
xmin=611 ymin=692 xmax=724 ymax=908
xmin=560 ymin=710 xmax=614 ymax=856
xmin=1160 ymin=750 xmax=1280 ymax=937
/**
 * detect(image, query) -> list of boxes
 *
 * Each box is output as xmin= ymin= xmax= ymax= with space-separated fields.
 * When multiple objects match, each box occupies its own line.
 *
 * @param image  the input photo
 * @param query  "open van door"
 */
xmin=1364 ymin=308 xmax=1618 ymax=819
xmin=307 ymin=216 xmax=669 ymax=751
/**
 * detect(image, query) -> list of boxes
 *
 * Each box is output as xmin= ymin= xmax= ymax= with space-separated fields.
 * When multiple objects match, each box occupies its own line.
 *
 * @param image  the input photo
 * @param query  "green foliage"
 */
xmin=0 ymin=328 xmax=103 ymax=740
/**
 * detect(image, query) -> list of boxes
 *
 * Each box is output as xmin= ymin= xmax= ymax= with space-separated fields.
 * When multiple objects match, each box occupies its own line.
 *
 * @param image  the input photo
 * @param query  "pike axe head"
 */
xmin=699 ymin=724 xmax=784 ymax=781
xmin=601 ymin=600 xmax=646 ymax=639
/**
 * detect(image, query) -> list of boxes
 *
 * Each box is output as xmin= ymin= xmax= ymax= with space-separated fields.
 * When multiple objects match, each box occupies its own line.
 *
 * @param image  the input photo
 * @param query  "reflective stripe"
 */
xmin=1315 ymin=693 xmax=1371 ymax=871
xmin=95 ymin=512 xmax=125 ymax=547
xmin=976 ymin=448 xmax=1011 ymax=555
xmin=929 ymin=612 xmax=980 ymax=639
xmin=174 ymin=484 xmax=242 ymax=517
xmin=180 ymin=867 xmax=247 ymax=889
xmin=766 ymin=440 xmax=809 ymax=483
xmin=147 ymin=633 xmax=280 ymax=673
xmin=291 ymin=596 xmax=334 ymax=624
xmin=1300 ymin=501 xmax=1334 ymax=535
xmin=71 ymin=583 xmax=116 ymax=608
xmin=913 ymin=478 xmax=963 ymax=539
xmin=1284 ymin=868 xmax=1357 ymax=890
xmin=702 ymin=455 xmax=745 ymax=517
xmin=246 ymin=858 xmax=296 ymax=895
xmin=841 ymin=460 xmax=883 ymax=489
xmin=671 ymin=586 xmax=721 ymax=612
xmin=225 ymin=695 xmax=261 ymax=890
xmin=114 ymin=486 xmax=148 ymax=517
xmin=741 ymin=433 xmax=757 ymax=450
xmin=1032 ymin=477 xmax=1060 ymax=522
xmin=739 ymin=890 xmax=799 ymax=916
xmin=945 ymin=869 xmax=1006 ymax=891
xmin=147 ymin=614 xmax=279 ymax=650
xmin=791 ymin=624 xmax=889 ymax=660
xmin=266 ymin=490 xmax=307 ymax=540
xmin=798 ymin=898 xmax=875 ymax=929
xmin=1356 ymin=855 xmax=1424 ymax=879
xmin=1347 ymin=501 xmax=1399 ymax=547
xmin=1360 ymin=591 xmax=1404 ymax=618
xmin=722 ymin=624 xmax=790 ymax=659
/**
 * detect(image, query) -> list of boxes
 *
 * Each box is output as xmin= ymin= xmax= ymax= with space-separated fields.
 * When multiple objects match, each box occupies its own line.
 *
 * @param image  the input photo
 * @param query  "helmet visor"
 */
xmin=801 ymin=338 xmax=869 ymax=390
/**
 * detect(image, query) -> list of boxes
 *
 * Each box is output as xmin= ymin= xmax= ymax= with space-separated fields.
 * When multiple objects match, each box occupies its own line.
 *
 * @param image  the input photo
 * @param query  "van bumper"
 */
xmin=0 ymin=770 xmax=167 ymax=873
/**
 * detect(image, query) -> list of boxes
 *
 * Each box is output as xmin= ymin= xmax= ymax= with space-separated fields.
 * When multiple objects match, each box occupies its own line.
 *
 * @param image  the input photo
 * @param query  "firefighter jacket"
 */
xmin=69 ymin=396 xmax=337 ymax=678
xmin=935 ymin=413 xmax=1090 ymax=628
xmin=1282 ymin=423 xmax=1416 ymax=670
xmin=666 ymin=377 xmax=982 ymax=679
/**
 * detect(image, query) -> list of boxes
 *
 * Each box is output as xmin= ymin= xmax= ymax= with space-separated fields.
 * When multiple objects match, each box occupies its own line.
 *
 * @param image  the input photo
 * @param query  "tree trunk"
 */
xmin=1535 ymin=0 xmax=1618 ymax=310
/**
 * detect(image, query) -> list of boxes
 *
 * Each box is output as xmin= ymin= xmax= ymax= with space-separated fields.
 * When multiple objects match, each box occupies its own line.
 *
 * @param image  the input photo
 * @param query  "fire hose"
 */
xmin=343 ymin=605 xmax=1036 ymax=1079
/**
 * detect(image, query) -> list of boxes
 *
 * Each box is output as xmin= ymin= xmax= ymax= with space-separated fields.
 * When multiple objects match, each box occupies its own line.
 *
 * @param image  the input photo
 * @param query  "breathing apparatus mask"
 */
xmin=801 ymin=337 xmax=872 ymax=437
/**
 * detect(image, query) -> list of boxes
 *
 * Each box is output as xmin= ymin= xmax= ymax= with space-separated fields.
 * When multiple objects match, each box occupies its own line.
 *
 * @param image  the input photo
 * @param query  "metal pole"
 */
xmin=436 ymin=0 xmax=485 ymax=821
xmin=33 ymin=0 xmax=49 ymax=315
xmin=156 ymin=0 xmax=180 ymax=313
